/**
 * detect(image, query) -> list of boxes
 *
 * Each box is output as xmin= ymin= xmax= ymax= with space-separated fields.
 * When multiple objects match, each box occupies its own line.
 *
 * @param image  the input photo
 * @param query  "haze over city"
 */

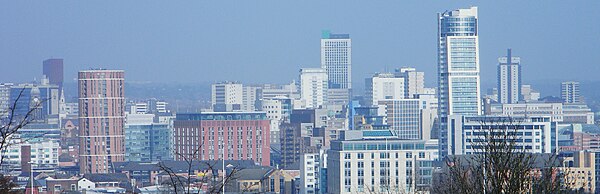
xmin=1 ymin=1 xmax=599 ymax=91
xmin=2 ymin=1 xmax=600 ymax=194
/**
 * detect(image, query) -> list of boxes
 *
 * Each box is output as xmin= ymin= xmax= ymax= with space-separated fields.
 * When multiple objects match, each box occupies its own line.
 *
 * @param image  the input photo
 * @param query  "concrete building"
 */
xmin=497 ymin=49 xmax=521 ymax=104
xmin=379 ymin=98 xmax=437 ymax=140
xmin=488 ymin=102 xmax=594 ymax=124
xmin=561 ymin=150 xmax=596 ymax=193
xmin=259 ymin=81 xmax=300 ymax=100
xmin=300 ymin=153 xmax=323 ymax=194
xmin=563 ymin=104 xmax=594 ymax=124
xmin=242 ymin=86 xmax=260 ymax=111
xmin=437 ymin=6 xmax=482 ymax=158
xmin=488 ymin=102 xmax=564 ymax=122
xmin=365 ymin=73 xmax=405 ymax=106
xmin=260 ymin=97 xmax=292 ymax=148
xmin=327 ymin=130 xmax=438 ymax=193
xmin=562 ymin=81 xmax=581 ymax=104
xmin=78 ymin=70 xmax=126 ymax=174
xmin=521 ymin=84 xmax=540 ymax=102
xmin=395 ymin=67 xmax=425 ymax=99
xmin=446 ymin=116 xmax=557 ymax=155
xmin=300 ymin=68 xmax=328 ymax=109
xmin=211 ymin=82 xmax=243 ymax=112
xmin=124 ymin=113 xmax=172 ymax=162
xmin=1 ymin=137 xmax=60 ymax=171
xmin=321 ymin=30 xmax=351 ymax=90
xmin=173 ymin=112 xmax=270 ymax=166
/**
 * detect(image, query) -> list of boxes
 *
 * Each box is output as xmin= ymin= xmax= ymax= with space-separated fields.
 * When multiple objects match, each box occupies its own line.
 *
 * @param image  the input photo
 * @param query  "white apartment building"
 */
xmin=300 ymin=68 xmax=328 ymax=109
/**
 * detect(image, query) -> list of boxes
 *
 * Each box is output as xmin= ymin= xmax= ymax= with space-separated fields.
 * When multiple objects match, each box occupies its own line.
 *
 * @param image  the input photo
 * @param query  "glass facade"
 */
xmin=438 ymin=7 xmax=481 ymax=158
xmin=125 ymin=123 xmax=172 ymax=162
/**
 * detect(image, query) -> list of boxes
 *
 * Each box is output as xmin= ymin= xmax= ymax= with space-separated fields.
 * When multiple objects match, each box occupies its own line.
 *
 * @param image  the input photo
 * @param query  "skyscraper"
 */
xmin=437 ymin=6 xmax=481 ymax=157
xmin=321 ymin=30 xmax=351 ymax=90
xmin=497 ymin=49 xmax=521 ymax=104
xmin=43 ymin=58 xmax=64 ymax=91
xmin=562 ymin=81 xmax=581 ymax=104
xmin=300 ymin=68 xmax=328 ymax=109
xmin=78 ymin=70 xmax=125 ymax=174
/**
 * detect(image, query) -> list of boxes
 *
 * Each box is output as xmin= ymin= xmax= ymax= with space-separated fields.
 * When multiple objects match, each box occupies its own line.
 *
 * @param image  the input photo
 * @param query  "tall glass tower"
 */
xmin=437 ymin=7 xmax=481 ymax=157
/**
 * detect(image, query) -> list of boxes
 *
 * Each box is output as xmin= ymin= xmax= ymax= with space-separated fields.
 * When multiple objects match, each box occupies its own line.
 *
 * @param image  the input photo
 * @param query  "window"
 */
xmin=345 ymin=153 xmax=351 ymax=159
xmin=406 ymin=152 xmax=412 ymax=158
xmin=358 ymin=153 xmax=364 ymax=159
xmin=419 ymin=152 xmax=425 ymax=158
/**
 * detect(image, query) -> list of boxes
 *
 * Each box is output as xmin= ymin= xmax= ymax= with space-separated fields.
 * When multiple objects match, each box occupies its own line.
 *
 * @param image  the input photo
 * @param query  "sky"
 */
xmin=1 ymin=1 xmax=599 ymax=92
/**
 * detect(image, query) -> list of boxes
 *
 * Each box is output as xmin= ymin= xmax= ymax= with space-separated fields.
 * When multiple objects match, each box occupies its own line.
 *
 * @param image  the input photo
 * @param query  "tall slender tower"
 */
xmin=497 ymin=49 xmax=521 ymax=104
xmin=438 ymin=7 xmax=481 ymax=157
xmin=78 ymin=70 xmax=125 ymax=174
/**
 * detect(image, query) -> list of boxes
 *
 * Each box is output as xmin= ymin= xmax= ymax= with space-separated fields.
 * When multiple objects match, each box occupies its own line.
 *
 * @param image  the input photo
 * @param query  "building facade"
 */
xmin=497 ymin=49 xmax=521 ymax=104
xmin=211 ymin=82 xmax=243 ymax=112
xmin=173 ymin=112 xmax=270 ymax=166
xmin=562 ymin=81 xmax=581 ymax=104
xmin=300 ymin=68 xmax=328 ymax=109
xmin=321 ymin=30 xmax=351 ymax=90
xmin=327 ymin=130 xmax=438 ymax=194
xmin=78 ymin=70 xmax=126 ymax=174
xmin=395 ymin=67 xmax=425 ymax=99
xmin=124 ymin=113 xmax=172 ymax=162
xmin=446 ymin=116 xmax=557 ymax=155
xmin=437 ymin=6 xmax=481 ymax=158
xmin=365 ymin=73 xmax=405 ymax=106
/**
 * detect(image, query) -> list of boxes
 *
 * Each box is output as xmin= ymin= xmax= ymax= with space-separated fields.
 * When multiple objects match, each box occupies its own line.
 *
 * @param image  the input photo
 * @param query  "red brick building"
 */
xmin=78 ymin=70 xmax=125 ymax=174
xmin=174 ymin=112 xmax=270 ymax=166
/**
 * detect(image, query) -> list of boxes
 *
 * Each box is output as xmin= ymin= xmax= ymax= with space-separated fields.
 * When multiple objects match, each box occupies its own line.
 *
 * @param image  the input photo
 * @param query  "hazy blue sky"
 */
xmin=1 ymin=1 xmax=599 ymax=90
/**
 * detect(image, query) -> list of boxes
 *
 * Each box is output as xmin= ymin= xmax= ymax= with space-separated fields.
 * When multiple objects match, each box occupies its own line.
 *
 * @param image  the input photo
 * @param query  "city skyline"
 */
xmin=0 ymin=1 xmax=599 ymax=90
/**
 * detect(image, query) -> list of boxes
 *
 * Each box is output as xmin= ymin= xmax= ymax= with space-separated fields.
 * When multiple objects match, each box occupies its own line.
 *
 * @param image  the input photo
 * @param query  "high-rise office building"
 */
xmin=78 ymin=70 xmax=125 ymax=174
xmin=562 ymin=81 xmax=581 ymax=104
xmin=43 ymin=58 xmax=64 ymax=91
xmin=437 ymin=6 xmax=481 ymax=158
xmin=497 ymin=49 xmax=521 ymax=104
xmin=300 ymin=68 xmax=328 ymax=109
xmin=321 ymin=31 xmax=351 ymax=90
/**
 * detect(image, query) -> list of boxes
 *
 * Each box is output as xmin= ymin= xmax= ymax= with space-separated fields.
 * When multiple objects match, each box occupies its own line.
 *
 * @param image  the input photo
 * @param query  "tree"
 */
xmin=433 ymin=116 xmax=571 ymax=194
xmin=157 ymin=146 xmax=243 ymax=194
xmin=0 ymin=88 xmax=45 ymax=192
